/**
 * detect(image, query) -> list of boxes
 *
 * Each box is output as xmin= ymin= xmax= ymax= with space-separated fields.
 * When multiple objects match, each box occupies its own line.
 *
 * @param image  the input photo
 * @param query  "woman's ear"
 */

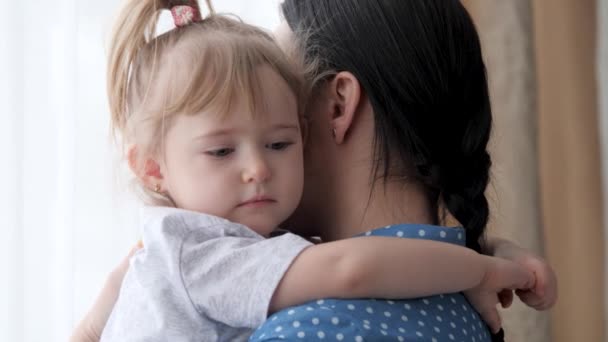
xmin=327 ymin=71 xmax=361 ymax=144
xmin=127 ymin=145 xmax=164 ymax=191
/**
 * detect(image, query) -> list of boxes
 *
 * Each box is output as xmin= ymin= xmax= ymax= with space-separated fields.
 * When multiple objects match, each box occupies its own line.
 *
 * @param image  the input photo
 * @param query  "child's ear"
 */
xmin=127 ymin=145 xmax=164 ymax=191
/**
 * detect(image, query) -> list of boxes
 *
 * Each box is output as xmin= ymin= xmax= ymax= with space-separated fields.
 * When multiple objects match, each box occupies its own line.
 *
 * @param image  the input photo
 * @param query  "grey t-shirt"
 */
xmin=100 ymin=206 xmax=312 ymax=342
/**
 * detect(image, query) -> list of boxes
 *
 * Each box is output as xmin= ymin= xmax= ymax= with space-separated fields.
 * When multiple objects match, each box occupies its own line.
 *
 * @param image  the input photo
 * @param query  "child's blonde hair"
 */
xmin=107 ymin=0 xmax=304 ymax=205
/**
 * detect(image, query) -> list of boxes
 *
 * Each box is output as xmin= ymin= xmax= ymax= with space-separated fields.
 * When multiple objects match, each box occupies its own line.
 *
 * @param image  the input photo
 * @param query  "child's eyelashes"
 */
xmin=203 ymin=141 xmax=294 ymax=158
xmin=205 ymin=148 xmax=235 ymax=158
xmin=266 ymin=141 xmax=293 ymax=150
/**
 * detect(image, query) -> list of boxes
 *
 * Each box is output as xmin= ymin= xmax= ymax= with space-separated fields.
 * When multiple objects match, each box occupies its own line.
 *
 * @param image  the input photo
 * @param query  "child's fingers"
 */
xmin=498 ymin=290 xmax=513 ymax=308
xmin=130 ymin=239 xmax=144 ymax=256
xmin=479 ymin=306 xmax=502 ymax=334
xmin=529 ymin=262 xmax=545 ymax=297
xmin=535 ymin=265 xmax=558 ymax=308
xmin=501 ymin=260 xmax=535 ymax=290
xmin=472 ymin=292 xmax=502 ymax=334
xmin=463 ymin=289 xmax=501 ymax=333
xmin=521 ymin=256 xmax=558 ymax=308
xmin=109 ymin=241 xmax=144 ymax=287
xmin=71 ymin=241 xmax=143 ymax=342
xmin=515 ymin=289 xmax=544 ymax=309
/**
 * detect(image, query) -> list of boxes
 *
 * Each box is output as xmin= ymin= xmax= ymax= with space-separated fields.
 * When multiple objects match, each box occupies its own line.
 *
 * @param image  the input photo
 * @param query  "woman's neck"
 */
xmin=321 ymin=162 xmax=435 ymax=242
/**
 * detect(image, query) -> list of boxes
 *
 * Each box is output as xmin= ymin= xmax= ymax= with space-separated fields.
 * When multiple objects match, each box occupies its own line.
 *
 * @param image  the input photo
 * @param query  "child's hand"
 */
xmin=463 ymin=257 xmax=535 ymax=334
xmin=70 ymin=241 xmax=142 ymax=342
xmin=491 ymin=239 xmax=558 ymax=310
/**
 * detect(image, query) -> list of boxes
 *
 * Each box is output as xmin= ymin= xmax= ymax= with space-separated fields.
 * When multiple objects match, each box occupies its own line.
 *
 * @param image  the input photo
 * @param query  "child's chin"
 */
xmin=245 ymin=222 xmax=277 ymax=237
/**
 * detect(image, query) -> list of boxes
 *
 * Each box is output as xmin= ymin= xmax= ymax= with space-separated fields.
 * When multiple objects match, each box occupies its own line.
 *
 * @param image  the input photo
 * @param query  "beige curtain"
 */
xmin=461 ymin=1 xmax=549 ymax=341
xmin=462 ymin=0 xmax=605 ymax=341
xmin=534 ymin=1 xmax=605 ymax=341
xmin=601 ymin=0 xmax=608 ymax=334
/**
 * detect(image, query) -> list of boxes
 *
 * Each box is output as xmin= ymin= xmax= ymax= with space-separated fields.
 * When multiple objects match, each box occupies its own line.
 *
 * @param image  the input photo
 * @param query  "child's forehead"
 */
xmin=194 ymin=101 xmax=300 ymax=129
xmin=162 ymin=59 xmax=298 ymax=116
xmin=172 ymin=108 xmax=300 ymax=144
xmin=192 ymin=65 xmax=299 ymax=121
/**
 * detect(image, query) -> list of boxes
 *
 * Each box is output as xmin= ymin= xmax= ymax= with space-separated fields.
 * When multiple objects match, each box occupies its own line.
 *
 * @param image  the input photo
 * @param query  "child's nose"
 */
xmin=241 ymin=156 xmax=271 ymax=184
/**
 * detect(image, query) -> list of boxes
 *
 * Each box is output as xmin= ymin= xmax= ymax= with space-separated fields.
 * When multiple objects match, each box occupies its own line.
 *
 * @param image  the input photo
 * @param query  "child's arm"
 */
xmin=270 ymin=236 xmax=533 ymax=313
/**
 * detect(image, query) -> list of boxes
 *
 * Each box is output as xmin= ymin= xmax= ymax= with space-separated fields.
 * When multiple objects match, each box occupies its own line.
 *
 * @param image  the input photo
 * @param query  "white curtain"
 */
xmin=599 ymin=0 xmax=608 ymax=333
xmin=0 ymin=1 xmax=281 ymax=341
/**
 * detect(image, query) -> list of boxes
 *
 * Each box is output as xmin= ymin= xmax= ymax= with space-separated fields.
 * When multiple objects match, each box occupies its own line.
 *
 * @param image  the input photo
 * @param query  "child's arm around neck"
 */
xmin=269 ymin=235 xmax=534 ymax=331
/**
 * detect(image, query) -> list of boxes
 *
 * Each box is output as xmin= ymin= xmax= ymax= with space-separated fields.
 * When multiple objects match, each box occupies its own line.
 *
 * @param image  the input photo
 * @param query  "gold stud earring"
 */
xmin=154 ymin=184 xmax=161 ymax=193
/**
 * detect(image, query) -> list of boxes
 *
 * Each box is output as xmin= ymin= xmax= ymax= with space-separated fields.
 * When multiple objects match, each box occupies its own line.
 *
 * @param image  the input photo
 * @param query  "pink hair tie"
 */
xmin=171 ymin=5 xmax=202 ymax=27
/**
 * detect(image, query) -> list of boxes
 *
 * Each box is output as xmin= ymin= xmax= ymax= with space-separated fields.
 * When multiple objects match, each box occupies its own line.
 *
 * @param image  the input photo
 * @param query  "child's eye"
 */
xmin=205 ymin=148 xmax=234 ymax=157
xmin=267 ymin=142 xmax=293 ymax=150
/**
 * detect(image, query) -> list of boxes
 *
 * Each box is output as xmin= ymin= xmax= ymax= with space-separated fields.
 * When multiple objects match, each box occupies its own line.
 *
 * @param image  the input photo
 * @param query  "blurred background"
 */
xmin=0 ymin=0 xmax=605 ymax=341
xmin=462 ymin=1 xmax=606 ymax=341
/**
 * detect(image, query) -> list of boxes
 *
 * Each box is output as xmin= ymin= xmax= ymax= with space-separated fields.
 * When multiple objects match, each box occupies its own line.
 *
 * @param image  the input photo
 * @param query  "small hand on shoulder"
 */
xmin=69 ymin=242 xmax=143 ymax=342
xmin=465 ymin=239 xmax=558 ymax=333
xmin=490 ymin=238 xmax=558 ymax=310
xmin=464 ymin=256 xmax=534 ymax=333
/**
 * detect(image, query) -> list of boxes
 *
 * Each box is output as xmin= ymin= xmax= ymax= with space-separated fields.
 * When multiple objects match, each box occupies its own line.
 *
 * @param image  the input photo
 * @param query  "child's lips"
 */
xmin=238 ymin=196 xmax=276 ymax=207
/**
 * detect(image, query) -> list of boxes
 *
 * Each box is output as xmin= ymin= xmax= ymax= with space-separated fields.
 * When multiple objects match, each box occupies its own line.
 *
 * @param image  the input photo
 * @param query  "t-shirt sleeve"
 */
xmin=180 ymin=227 xmax=312 ymax=328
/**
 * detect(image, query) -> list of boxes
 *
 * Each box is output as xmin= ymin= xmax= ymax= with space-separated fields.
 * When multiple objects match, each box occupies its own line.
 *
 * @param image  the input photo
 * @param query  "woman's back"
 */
xmin=251 ymin=225 xmax=493 ymax=342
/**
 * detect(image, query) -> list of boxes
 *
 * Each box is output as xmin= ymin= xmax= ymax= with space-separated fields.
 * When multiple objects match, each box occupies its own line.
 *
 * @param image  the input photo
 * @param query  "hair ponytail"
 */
xmin=439 ymin=151 xmax=492 ymax=252
xmin=435 ymin=19 xmax=493 ymax=252
xmin=107 ymin=0 xmax=217 ymax=136
xmin=107 ymin=0 xmax=164 ymax=135
xmin=161 ymin=0 xmax=214 ymax=14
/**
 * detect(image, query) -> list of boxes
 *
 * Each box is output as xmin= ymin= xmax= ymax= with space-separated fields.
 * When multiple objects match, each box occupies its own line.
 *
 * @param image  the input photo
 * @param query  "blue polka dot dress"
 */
xmin=250 ymin=224 xmax=494 ymax=342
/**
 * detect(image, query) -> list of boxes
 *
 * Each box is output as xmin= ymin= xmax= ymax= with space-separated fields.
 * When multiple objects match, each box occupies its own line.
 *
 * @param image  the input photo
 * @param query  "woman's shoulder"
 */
xmin=361 ymin=224 xmax=466 ymax=246
xmin=251 ymin=295 xmax=492 ymax=342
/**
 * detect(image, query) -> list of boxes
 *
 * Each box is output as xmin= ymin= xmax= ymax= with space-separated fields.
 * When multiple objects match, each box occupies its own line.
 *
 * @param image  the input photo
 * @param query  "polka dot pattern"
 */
xmin=250 ymin=224 xmax=492 ymax=342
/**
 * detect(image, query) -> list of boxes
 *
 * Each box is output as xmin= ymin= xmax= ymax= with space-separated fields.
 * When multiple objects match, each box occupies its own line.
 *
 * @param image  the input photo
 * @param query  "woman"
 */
xmin=71 ymin=0 xmax=557 ymax=341
xmin=249 ymin=1 xmax=554 ymax=341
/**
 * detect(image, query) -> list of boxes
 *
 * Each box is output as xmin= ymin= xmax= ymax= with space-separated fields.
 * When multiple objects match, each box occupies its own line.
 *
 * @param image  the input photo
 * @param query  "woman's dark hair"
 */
xmin=281 ymin=0 xmax=493 ymax=252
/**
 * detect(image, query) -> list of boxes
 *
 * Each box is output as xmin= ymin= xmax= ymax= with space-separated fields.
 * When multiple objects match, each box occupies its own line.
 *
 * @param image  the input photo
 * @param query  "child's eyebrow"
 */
xmin=272 ymin=124 xmax=300 ymax=131
xmin=195 ymin=129 xmax=235 ymax=140
xmin=193 ymin=124 xmax=300 ymax=141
